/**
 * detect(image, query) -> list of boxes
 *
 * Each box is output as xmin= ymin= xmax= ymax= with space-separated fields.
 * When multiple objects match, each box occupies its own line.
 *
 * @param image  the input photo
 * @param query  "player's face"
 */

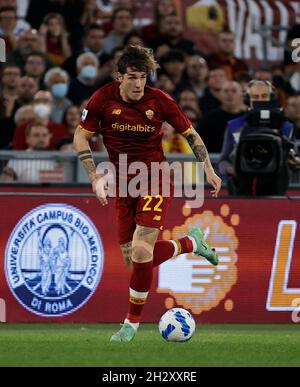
xmin=118 ymin=68 xmax=147 ymax=102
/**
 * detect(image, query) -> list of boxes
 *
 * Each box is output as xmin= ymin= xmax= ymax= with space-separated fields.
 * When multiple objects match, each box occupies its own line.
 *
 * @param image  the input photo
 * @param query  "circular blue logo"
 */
xmin=5 ymin=204 xmax=104 ymax=317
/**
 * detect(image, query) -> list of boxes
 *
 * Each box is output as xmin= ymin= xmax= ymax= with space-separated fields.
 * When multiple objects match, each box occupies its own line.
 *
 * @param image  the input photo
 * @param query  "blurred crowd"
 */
xmin=0 ymin=0 xmax=300 ymax=177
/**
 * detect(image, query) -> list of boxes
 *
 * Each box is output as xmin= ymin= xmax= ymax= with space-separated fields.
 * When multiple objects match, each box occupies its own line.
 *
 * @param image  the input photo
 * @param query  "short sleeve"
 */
xmin=79 ymin=90 xmax=103 ymax=134
xmin=158 ymin=90 xmax=192 ymax=135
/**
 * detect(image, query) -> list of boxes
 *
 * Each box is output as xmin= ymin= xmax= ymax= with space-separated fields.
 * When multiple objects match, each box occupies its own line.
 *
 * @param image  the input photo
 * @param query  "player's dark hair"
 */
xmin=117 ymin=45 xmax=160 ymax=75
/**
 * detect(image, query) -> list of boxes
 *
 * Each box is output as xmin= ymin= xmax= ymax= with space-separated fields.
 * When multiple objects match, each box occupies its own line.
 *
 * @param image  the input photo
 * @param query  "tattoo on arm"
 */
xmin=78 ymin=149 xmax=96 ymax=179
xmin=78 ymin=150 xmax=92 ymax=161
xmin=185 ymin=132 xmax=207 ymax=162
xmin=185 ymin=129 xmax=214 ymax=170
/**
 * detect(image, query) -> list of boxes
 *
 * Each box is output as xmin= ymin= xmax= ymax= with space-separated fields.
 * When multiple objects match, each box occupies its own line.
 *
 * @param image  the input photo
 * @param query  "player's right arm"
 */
xmin=73 ymin=125 xmax=108 ymax=206
xmin=73 ymin=89 xmax=109 ymax=205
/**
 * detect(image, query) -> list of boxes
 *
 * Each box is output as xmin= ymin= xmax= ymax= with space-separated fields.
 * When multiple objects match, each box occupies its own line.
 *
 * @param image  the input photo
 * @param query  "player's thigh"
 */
xmin=116 ymin=196 xmax=136 ymax=245
xmin=120 ymin=241 xmax=132 ymax=267
xmin=136 ymin=193 xmax=171 ymax=232
xmin=131 ymin=225 xmax=160 ymax=263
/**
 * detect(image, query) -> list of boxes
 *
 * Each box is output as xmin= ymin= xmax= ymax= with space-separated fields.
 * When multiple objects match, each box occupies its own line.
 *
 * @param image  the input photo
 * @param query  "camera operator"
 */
xmin=218 ymin=80 xmax=300 ymax=195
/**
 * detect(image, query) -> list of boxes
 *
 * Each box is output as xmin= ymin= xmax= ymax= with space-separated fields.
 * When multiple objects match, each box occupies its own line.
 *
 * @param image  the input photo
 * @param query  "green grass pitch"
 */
xmin=0 ymin=323 xmax=300 ymax=367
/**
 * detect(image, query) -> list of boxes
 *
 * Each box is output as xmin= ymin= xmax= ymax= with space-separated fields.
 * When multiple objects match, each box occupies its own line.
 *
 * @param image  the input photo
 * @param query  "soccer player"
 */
xmin=73 ymin=46 xmax=222 ymax=342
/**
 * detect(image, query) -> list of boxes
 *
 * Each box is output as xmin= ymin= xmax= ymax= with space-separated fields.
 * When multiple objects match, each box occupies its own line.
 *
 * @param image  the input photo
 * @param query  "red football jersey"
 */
xmin=79 ymin=81 xmax=192 ymax=169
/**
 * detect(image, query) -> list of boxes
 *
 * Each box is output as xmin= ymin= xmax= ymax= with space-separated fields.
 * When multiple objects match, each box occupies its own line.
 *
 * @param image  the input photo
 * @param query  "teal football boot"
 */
xmin=187 ymin=227 xmax=219 ymax=266
xmin=110 ymin=323 xmax=136 ymax=342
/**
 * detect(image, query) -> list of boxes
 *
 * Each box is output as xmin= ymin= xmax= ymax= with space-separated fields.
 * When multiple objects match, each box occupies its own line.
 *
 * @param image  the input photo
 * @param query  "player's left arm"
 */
xmin=182 ymin=127 xmax=222 ymax=197
xmin=158 ymin=90 xmax=221 ymax=196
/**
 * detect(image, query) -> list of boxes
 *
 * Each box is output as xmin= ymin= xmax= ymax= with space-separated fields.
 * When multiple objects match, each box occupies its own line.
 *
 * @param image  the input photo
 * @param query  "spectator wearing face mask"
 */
xmin=63 ymin=24 xmax=108 ymax=79
xmin=67 ymin=52 xmax=100 ymax=105
xmin=44 ymin=67 xmax=72 ymax=124
xmin=12 ymin=90 xmax=68 ymax=150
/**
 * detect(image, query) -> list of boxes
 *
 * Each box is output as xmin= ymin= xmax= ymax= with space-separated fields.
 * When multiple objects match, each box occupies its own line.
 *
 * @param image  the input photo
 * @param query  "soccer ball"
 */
xmin=158 ymin=308 xmax=196 ymax=342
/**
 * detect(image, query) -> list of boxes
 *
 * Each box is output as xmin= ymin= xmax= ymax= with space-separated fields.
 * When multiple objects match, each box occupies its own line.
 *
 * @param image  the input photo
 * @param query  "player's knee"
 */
xmin=132 ymin=245 xmax=153 ymax=263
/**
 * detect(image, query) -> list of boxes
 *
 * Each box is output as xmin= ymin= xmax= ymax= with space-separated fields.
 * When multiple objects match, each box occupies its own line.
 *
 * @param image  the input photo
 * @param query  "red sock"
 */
xmin=153 ymin=237 xmax=194 ymax=267
xmin=126 ymin=260 xmax=153 ymax=323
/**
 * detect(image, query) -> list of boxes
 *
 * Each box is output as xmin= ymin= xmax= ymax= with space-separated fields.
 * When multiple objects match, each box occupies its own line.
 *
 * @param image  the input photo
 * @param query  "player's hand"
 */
xmin=91 ymin=174 xmax=108 ymax=206
xmin=205 ymin=168 xmax=222 ymax=198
